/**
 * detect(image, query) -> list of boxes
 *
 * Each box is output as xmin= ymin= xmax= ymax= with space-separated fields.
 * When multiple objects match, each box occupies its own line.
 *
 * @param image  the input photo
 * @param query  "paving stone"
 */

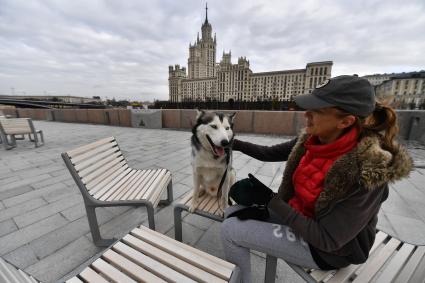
xmin=0 ymin=173 xmax=51 ymax=193
xmin=3 ymin=245 xmax=38 ymax=270
xmin=385 ymin=212 xmax=425 ymax=245
xmin=25 ymin=236 xmax=101 ymax=283
xmin=0 ymin=198 xmax=47 ymax=222
xmin=44 ymin=188 xmax=80 ymax=204
xmin=166 ymin=221 xmax=205 ymax=246
xmin=141 ymin=205 xmax=174 ymax=234
xmin=0 ymin=175 xmax=21 ymax=186
xmin=30 ymin=173 xmax=71 ymax=190
xmin=13 ymin=194 xmax=82 ymax=228
xmin=88 ymin=207 xmax=148 ymax=241
xmin=0 ymin=185 xmax=33 ymax=201
xmin=0 ymin=214 xmax=68 ymax=255
xmin=29 ymin=217 xmax=92 ymax=259
xmin=3 ymin=182 xmax=67 ymax=208
xmin=194 ymin=222 xmax=225 ymax=259
xmin=183 ymin=212 xmax=216 ymax=231
xmin=0 ymin=201 xmax=4 ymax=210
xmin=0 ymin=219 xmax=18 ymax=237
xmin=60 ymin=203 xmax=86 ymax=222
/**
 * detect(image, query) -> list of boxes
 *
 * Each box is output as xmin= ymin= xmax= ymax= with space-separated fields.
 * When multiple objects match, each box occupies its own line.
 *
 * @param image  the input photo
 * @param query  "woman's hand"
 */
xmin=229 ymin=174 xmax=275 ymax=206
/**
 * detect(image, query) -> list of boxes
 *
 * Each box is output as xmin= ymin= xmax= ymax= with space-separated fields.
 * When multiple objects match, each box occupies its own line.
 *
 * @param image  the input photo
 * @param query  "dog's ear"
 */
xmin=228 ymin=112 xmax=236 ymax=122
xmin=195 ymin=109 xmax=205 ymax=120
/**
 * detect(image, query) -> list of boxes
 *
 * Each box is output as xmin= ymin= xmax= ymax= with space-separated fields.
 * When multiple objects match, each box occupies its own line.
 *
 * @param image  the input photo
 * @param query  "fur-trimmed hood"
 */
xmin=278 ymin=132 xmax=413 ymax=215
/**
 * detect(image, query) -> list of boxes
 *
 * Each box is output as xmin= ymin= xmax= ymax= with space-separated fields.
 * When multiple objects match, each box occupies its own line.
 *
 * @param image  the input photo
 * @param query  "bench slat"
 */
xmin=122 ymin=170 xmax=157 ymax=200
xmin=139 ymin=169 xmax=168 ymax=200
xmin=103 ymin=249 xmax=167 ymax=283
xmin=198 ymin=195 xmax=212 ymax=211
xmin=130 ymin=170 xmax=164 ymax=200
xmin=394 ymin=246 xmax=425 ymax=283
xmin=139 ymin=225 xmax=235 ymax=271
xmin=88 ymin=166 xmax=131 ymax=194
xmin=112 ymin=170 xmax=152 ymax=201
xmin=82 ymin=157 xmax=126 ymax=185
xmin=179 ymin=192 xmax=193 ymax=206
xmin=92 ymin=258 xmax=137 ymax=283
xmin=123 ymin=233 xmax=227 ymax=283
xmin=67 ymin=136 xmax=115 ymax=158
xmin=70 ymin=141 xmax=118 ymax=164
xmin=78 ymin=267 xmax=109 ymax=283
xmin=92 ymin=168 xmax=133 ymax=199
xmin=407 ymin=250 xmax=425 ymax=283
xmin=352 ymin=237 xmax=400 ymax=283
xmin=78 ymin=151 xmax=122 ymax=178
xmin=151 ymin=173 xmax=172 ymax=207
xmin=134 ymin=226 xmax=235 ymax=279
xmin=106 ymin=170 xmax=144 ymax=201
xmin=95 ymin=169 xmax=137 ymax=200
xmin=86 ymin=161 xmax=128 ymax=190
xmin=99 ymin=170 xmax=141 ymax=201
xmin=74 ymin=146 xmax=120 ymax=171
xmin=327 ymin=231 xmax=388 ymax=283
xmin=113 ymin=241 xmax=197 ymax=283
xmin=65 ymin=277 xmax=84 ymax=283
xmin=374 ymin=242 xmax=415 ymax=283
xmin=204 ymin=196 xmax=218 ymax=213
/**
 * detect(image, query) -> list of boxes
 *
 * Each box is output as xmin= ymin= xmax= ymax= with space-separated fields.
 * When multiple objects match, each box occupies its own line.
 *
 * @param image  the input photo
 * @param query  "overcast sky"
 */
xmin=0 ymin=0 xmax=424 ymax=101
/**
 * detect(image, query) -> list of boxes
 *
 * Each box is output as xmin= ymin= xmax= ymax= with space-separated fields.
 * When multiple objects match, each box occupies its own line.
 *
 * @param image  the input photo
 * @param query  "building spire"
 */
xmin=205 ymin=2 xmax=208 ymax=24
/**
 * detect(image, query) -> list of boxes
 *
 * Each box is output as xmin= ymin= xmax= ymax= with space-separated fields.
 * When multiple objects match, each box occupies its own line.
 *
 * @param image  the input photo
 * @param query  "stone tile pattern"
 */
xmin=0 ymin=121 xmax=424 ymax=282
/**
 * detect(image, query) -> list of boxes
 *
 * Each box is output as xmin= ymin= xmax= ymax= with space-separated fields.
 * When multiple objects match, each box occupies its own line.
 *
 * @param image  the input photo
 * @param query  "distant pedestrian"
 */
xmin=221 ymin=75 xmax=413 ymax=283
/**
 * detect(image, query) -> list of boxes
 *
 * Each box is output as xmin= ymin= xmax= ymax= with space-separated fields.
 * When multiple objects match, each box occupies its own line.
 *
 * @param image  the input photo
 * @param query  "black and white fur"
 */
xmin=190 ymin=110 xmax=236 ymax=215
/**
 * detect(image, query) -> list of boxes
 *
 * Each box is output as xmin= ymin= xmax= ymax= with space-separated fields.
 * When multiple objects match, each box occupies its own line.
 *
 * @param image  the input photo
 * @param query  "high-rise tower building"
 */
xmin=169 ymin=5 xmax=333 ymax=103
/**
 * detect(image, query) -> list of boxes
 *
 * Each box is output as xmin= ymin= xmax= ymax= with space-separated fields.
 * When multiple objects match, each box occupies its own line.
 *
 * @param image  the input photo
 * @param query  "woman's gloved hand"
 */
xmin=229 ymin=174 xmax=275 ymax=206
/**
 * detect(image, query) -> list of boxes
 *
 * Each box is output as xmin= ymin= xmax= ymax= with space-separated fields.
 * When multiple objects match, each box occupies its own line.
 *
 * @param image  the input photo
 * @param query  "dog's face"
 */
xmin=192 ymin=110 xmax=236 ymax=157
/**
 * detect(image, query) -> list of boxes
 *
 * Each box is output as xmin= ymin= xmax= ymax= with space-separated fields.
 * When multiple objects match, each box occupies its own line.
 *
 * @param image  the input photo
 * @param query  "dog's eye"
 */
xmin=210 ymin=125 xmax=218 ymax=129
xmin=225 ymin=127 xmax=230 ymax=130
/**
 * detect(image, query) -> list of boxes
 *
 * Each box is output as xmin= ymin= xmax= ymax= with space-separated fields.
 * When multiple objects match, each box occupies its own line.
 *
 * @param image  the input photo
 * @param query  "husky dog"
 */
xmin=190 ymin=110 xmax=236 ymax=214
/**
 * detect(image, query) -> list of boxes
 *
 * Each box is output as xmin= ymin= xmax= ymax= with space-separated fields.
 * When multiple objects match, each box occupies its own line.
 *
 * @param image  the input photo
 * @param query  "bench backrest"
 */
xmin=62 ymin=137 xmax=128 ymax=197
xmin=0 ymin=118 xmax=32 ymax=135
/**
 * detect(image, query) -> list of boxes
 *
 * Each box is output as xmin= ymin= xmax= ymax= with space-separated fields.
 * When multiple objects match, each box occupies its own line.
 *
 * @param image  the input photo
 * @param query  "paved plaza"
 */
xmin=1 ymin=121 xmax=425 ymax=282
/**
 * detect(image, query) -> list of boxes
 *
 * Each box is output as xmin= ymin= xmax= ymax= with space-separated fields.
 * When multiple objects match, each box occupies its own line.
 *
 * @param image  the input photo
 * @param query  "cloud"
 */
xmin=0 ymin=0 xmax=424 ymax=101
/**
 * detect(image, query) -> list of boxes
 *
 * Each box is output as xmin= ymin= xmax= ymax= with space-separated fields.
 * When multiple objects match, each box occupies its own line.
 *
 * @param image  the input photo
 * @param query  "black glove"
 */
xmin=226 ymin=206 xmax=270 ymax=221
xmin=247 ymin=173 xmax=275 ymax=205
xmin=229 ymin=174 xmax=275 ymax=206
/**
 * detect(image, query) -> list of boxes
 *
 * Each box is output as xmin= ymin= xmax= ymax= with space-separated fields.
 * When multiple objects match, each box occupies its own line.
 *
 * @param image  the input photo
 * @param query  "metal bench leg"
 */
xmin=86 ymin=206 xmax=115 ymax=247
xmin=1 ymin=134 xmax=15 ymax=150
xmin=265 ymin=254 xmax=278 ymax=283
xmin=146 ymin=203 xmax=155 ymax=230
xmin=159 ymin=180 xmax=173 ymax=206
xmin=174 ymin=205 xmax=184 ymax=242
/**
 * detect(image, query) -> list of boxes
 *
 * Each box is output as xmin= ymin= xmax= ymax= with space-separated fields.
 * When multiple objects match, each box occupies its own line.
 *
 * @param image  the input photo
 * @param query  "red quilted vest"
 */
xmin=288 ymin=127 xmax=358 ymax=218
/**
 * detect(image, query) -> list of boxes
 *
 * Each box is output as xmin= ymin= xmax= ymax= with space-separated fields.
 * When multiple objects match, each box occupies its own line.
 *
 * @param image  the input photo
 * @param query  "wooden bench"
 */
xmin=174 ymin=191 xmax=225 ymax=242
xmin=0 ymin=118 xmax=44 ymax=149
xmin=0 ymin=257 xmax=38 ymax=283
xmin=62 ymin=136 xmax=173 ymax=247
xmin=265 ymin=231 xmax=425 ymax=283
xmin=65 ymin=225 xmax=240 ymax=283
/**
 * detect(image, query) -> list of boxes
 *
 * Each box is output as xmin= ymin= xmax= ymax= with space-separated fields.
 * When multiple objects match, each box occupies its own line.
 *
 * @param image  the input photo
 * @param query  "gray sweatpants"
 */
xmin=221 ymin=205 xmax=318 ymax=283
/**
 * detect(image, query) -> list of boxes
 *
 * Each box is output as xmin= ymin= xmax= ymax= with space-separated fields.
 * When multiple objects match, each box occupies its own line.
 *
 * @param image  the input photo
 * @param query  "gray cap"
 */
xmin=294 ymin=75 xmax=375 ymax=117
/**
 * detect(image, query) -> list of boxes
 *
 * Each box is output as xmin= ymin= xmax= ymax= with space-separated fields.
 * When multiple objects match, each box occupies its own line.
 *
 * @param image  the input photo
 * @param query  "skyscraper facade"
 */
xmin=169 ymin=6 xmax=333 ymax=102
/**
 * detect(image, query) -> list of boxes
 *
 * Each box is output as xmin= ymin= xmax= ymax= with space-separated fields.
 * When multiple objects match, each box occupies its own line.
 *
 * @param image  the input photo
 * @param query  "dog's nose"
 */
xmin=221 ymin=140 xmax=230 ymax=147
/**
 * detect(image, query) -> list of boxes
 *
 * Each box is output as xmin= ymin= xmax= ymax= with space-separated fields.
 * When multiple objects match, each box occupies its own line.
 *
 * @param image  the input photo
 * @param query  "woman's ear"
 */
xmin=338 ymin=115 xmax=356 ymax=129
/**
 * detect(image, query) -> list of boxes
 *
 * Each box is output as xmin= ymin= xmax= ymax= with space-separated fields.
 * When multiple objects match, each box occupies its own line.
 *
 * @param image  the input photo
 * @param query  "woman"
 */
xmin=221 ymin=75 xmax=413 ymax=283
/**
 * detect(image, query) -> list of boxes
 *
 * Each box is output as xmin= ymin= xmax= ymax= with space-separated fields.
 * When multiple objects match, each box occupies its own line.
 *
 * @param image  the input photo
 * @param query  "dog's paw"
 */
xmin=189 ymin=204 xmax=197 ymax=213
